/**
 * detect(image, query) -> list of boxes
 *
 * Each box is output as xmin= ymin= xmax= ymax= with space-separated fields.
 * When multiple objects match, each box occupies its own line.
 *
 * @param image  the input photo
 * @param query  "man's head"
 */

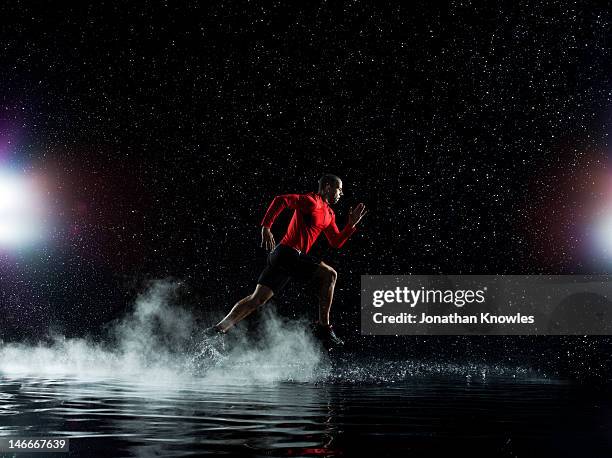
xmin=318 ymin=174 xmax=343 ymax=204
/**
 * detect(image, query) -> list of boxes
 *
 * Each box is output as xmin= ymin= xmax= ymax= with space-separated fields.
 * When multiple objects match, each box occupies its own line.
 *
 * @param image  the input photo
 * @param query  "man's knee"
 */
xmin=319 ymin=264 xmax=337 ymax=285
xmin=250 ymin=285 xmax=273 ymax=307
xmin=250 ymin=294 xmax=268 ymax=307
xmin=328 ymin=267 xmax=337 ymax=283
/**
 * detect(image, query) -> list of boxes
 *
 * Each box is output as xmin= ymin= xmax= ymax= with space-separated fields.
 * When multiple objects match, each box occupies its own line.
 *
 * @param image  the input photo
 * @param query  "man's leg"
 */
xmin=313 ymin=261 xmax=337 ymax=326
xmin=310 ymin=261 xmax=343 ymax=348
xmin=214 ymin=284 xmax=274 ymax=333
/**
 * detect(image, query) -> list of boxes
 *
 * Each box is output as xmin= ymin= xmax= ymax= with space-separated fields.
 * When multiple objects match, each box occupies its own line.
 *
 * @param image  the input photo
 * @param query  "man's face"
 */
xmin=330 ymin=180 xmax=343 ymax=204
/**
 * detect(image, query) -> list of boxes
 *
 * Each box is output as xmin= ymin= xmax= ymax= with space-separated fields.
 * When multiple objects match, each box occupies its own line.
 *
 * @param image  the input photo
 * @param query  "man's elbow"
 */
xmin=330 ymin=239 xmax=347 ymax=249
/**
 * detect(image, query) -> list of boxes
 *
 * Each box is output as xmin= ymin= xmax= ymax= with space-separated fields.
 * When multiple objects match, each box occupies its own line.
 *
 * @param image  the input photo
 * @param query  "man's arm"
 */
xmin=260 ymin=194 xmax=312 ymax=228
xmin=323 ymin=217 xmax=357 ymax=249
xmin=260 ymin=194 xmax=313 ymax=251
xmin=323 ymin=202 xmax=367 ymax=249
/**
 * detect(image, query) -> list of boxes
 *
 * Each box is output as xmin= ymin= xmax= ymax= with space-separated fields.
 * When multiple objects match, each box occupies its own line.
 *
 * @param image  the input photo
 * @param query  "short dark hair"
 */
xmin=318 ymin=174 xmax=341 ymax=192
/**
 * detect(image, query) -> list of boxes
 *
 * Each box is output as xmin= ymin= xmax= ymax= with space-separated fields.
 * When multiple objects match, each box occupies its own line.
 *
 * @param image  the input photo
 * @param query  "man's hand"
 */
xmin=261 ymin=226 xmax=276 ymax=251
xmin=347 ymin=203 xmax=368 ymax=228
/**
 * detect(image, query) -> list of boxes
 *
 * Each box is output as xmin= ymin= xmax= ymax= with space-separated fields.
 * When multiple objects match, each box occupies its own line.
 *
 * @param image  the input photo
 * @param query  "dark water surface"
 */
xmin=1 ymin=368 xmax=610 ymax=458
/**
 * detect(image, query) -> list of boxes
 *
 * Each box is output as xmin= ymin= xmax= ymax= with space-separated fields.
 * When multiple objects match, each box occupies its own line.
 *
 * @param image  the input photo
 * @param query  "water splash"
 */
xmin=0 ymin=279 xmax=539 ymax=386
xmin=0 ymin=280 xmax=328 ymax=384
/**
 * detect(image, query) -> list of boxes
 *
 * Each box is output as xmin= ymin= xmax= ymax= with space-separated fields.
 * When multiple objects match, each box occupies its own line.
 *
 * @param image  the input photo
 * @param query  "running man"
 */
xmin=204 ymin=174 xmax=367 ymax=348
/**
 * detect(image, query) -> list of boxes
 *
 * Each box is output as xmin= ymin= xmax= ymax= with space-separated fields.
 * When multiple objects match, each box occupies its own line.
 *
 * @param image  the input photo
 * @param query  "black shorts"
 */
xmin=257 ymin=244 xmax=321 ymax=294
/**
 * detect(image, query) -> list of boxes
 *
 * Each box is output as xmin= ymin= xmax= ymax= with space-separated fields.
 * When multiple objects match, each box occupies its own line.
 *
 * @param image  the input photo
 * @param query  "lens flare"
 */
xmin=0 ymin=169 xmax=48 ymax=249
xmin=588 ymin=207 xmax=612 ymax=262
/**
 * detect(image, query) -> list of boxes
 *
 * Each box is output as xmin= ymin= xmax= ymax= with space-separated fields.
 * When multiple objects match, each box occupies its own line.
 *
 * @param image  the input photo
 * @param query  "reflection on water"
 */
xmin=1 ymin=366 xmax=611 ymax=457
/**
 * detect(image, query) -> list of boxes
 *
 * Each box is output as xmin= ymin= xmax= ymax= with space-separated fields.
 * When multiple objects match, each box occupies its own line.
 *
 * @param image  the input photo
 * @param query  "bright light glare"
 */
xmin=590 ymin=210 xmax=612 ymax=261
xmin=0 ymin=170 xmax=47 ymax=249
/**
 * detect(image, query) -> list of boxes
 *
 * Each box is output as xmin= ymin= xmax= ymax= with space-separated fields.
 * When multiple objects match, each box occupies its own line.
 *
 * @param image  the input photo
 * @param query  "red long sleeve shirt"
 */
xmin=260 ymin=192 xmax=357 ymax=254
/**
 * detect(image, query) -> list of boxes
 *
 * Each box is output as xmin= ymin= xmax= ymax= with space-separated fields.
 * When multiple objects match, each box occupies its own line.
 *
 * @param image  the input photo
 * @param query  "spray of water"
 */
xmin=0 ymin=280 xmax=328 ymax=385
xmin=0 ymin=280 xmax=541 ymax=385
